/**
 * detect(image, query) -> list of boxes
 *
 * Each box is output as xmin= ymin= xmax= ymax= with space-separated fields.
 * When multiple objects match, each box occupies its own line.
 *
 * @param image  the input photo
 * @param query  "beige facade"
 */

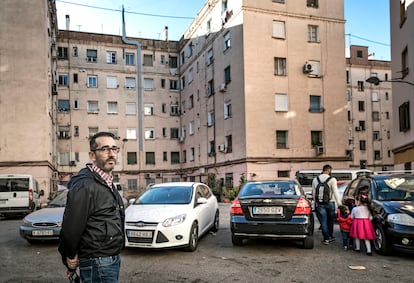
xmin=346 ymin=46 xmax=393 ymax=171
xmin=0 ymin=0 xmax=58 ymax=201
xmin=390 ymin=0 xmax=414 ymax=170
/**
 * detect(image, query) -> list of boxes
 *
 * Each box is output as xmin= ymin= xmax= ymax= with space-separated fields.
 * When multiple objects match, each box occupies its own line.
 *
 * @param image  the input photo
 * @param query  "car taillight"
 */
xmin=230 ymin=199 xmax=243 ymax=215
xmin=28 ymin=188 xmax=33 ymax=203
xmin=293 ymin=197 xmax=311 ymax=215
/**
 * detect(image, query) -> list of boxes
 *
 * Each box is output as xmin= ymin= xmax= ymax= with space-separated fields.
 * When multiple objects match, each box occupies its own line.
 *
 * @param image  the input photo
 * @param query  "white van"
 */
xmin=0 ymin=174 xmax=44 ymax=217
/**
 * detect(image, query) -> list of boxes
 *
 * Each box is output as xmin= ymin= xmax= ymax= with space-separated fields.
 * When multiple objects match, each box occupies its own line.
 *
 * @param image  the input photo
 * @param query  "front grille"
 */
xmin=126 ymin=221 xmax=158 ymax=228
xmin=32 ymin=222 xmax=59 ymax=228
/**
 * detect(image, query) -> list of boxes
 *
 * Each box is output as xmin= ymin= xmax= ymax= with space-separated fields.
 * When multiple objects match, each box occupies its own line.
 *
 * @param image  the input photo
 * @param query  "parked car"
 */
xmin=342 ymin=174 xmax=414 ymax=255
xmin=125 ymin=182 xmax=219 ymax=252
xmin=230 ymin=180 xmax=314 ymax=249
xmin=19 ymin=189 xmax=67 ymax=243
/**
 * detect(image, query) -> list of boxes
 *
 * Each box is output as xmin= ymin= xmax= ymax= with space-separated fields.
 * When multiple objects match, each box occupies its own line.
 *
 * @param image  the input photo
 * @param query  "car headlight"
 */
xmin=162 ymin=214 xmax=186 ymax=227
xmin=21 ymin=219 xmax=32 ymax=227
xmin=387 ymin=213 xmax=414 ymax=226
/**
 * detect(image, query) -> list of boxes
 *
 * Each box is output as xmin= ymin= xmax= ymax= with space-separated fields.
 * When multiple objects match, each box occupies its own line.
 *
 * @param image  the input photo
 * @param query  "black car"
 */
xmin=342 ymin=174 xmax=414 ymax=255
xmin=230 ymin=180 xmax=314 ymax=249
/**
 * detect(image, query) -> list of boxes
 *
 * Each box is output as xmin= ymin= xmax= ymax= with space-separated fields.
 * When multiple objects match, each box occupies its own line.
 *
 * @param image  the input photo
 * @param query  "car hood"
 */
xmin=381 ymin=201 xmax=414 ymax=217
xmin=24 ymin=207 xmax=65 ymax=223
xmin=125 ymin=204 xmax=190 ymax=222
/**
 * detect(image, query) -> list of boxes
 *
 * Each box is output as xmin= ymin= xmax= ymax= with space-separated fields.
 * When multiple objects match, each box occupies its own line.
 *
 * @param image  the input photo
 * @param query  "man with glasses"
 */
xmin=59 ymin=132 xmax=125 ymax=282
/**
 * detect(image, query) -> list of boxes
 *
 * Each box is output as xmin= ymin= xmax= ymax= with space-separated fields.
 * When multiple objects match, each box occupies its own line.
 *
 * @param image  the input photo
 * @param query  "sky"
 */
xmin=55 ymin=0 xmax=391 ymax=61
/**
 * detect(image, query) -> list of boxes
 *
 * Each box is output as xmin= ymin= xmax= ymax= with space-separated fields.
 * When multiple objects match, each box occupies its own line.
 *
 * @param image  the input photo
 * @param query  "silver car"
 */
xmin=19 ymin=189 xmax=67 ymax=243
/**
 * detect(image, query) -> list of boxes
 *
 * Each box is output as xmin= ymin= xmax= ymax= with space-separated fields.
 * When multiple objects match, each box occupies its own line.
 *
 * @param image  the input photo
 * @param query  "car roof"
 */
xmin=151 ymin=182 xmax=202 ymax=188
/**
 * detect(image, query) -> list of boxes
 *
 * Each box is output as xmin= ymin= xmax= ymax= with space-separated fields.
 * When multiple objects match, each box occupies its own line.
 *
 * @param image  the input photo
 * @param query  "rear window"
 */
xmin=0 ymin=178 xmax=29 ymax=192
xmin=239 ymin=182 xmax=299 ymax=197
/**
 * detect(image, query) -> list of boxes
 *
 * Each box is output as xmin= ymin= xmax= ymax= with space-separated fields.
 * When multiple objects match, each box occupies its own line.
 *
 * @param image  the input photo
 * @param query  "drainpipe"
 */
xmin=121 ymin=6 xmax=143 ymax=166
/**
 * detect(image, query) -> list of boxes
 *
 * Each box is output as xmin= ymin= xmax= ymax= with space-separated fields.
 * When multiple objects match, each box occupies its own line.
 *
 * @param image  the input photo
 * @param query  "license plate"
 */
xmin=32 ymin=230 xmax=53 ymax=236
xmin=127 ymin=230 xmax=152 ymax=238
xmin=253 ymin=206 xmax=283 ymax=215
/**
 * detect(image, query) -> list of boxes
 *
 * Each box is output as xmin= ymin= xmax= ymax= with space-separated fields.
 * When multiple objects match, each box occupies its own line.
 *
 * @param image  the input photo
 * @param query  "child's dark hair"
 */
xmin=338 ymin=205 xmax=349 ymax=214
xmin=358 ymin=193 xmax=370 ymax=205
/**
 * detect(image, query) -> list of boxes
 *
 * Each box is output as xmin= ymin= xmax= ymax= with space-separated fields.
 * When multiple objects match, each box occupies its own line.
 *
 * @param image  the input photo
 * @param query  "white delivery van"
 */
xmin=0 ymin=174 xmax=44 ymax=217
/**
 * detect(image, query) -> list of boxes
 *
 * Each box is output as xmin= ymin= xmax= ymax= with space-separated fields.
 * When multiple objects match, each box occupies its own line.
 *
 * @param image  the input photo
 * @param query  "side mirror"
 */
xmin=196 ymin=197 xmax=208 ymax=204
xmin=129 ymin=198 xmax=136 ymax=205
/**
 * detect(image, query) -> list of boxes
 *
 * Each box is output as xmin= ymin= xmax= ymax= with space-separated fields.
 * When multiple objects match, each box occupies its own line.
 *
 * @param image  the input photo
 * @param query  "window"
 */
xmin=162 ymin=103 xmax=167 ymax=113
xmin=402 ymin=46 xmax=409 ymax=78
xmin=358 ymin=101 xmax=365 ymax=111
xmin=224 ymin=66 xmax=231 ymax=84
xmin=190 ymin=147 xmax=195 ymax=161
xmin=357 ymin=81 xmax=364 ymax=91
xmin=374 ymin=151 xmax=381 ymax=160
xmin=360 ymin=140 xmax=366 ymax=150
xmin=207 ymin=48 xmax=213 ymax=65
xmin=278 ymin=171 xmax=290 ymax=178
xmin=126 ymin=52 xmax=135 ymax=65
xmin=86 ymin=49 xmax=97 ymax=62
xmin=372 ymin=111 xmax=380 ymax=121
xmin=72 ymin=47 xmax=78 ymax=57
xmin=125 ymin=77 xmax=136 ymax=89
xmin=73 ymin=100 xmax=79 ymax=110
xmin=189 ymin=95 xmax=194 ymax=109
xmin=188 ymin=68 xmax=194 ymax=83
xmin=308 ymin=25 xmax=319 ymax=42
xmin=358 ymin=120 xmax=366 ymax=131
xmin=73 ymin=73 xmax=78 ymax=84
xmin=58 ymin=99 xmax=70 ymax=111
xmin=208 ymin=111 xmax=215 ymax=126
xmin=307 ymin=0 xmax=318 ymax=8
xmin=143 ymin=54 xmax=153 ymax=66
xmin=87 ymin=75 xmax=98 ymax=88
xmin=209 ymin=140 xmax=216 ymax=155
xmin=146 ymin=152 xmax=155 ymax=164
xmin=206 ymin=19 xmax=212 ymax=35
xmin=169 ymin=56 xmax=178 ymax=68
xmin=74 ymin=126 xmax=79 ymax=136
xmin=145 ymin=128 xmax=155 ymax=139
xmin=163 ymin=152 xmax=168 ymax=161
xmin=182 ymin=150 xmax=187 ymax=163
xmin=59 ymin=152 xmax=70 ymax=166
xmin=400 ymin=0 xmax=407 ymax=25
xmin=106 ymin=51 xmax=117 ymax=64
xmin=170 ymin=80 xmax=178 ymax=90
xmin=108 ymin=127 xmax=118 ymax=137
xmin=274 ymin=57 xmax=287 ymax=75
xmin=224 ymin=101 xmax=232 ymax=119
xmin=171 ymin=152 xmax=180 ymax=164
xmin=311 ymin=131 xmax=322 ymax=147
xmin=170 ymin=128 xmax=179 ymax=139
xmin=357 ymin=50 xmax=363 ymax=58
xmin=272 ymin=21 xmax=285 ymax=39
xmin=58 ymin=74 xmax=69 ymax=86
xmin=161 ymin=79 xmax=166 ymax=88
xmin=126 ymin=102 xmax=136 ymax=115
xmin=106 ymin=76 xmax=118 ymax=89
xmin=385 ymin=92 xmax=389 ymax=100
xmin=107 ymin=102 xmax=118 ymax=114
xmin=399 ymin=101 xmax=410 ymax=132
xmin=162 ymin=127 xmax=167 ymax=137
xmin=58 ymin=126 xmax=70 ymax=139
xmin=188 ymin=42 xmax=193 ymax=58
xmin=276 ymin=131 xmax=288 ymax=149
xmin=88 ymin=127 xmax=99 ymax=138
xmin=160 ymin=55 xmax=166 ymax=64
xmin=275 ymin=93 xmax=288 ymax=112
xmin=181 ymin=76 xmax=186 ymax=90
xmin=373 ymin=131 xmax=380 ymax=141
xmin=189 ymin=121 xmax=194 ymax=135
xmin=225 ymin=173 xmax=233 ymax=188
xmin=144 ymin=78 xmax=154 ymax=90
xmin=372 ymin=92 xmax=379 ymax=102
xmin=207 ymin=80 xmax=214 ymax=96
xmin=273 ymin=0 xmax=285 ymax=3
xmin=87 ymin=101 xmax=99 ymax=113
xmin=226 ymin=135 xmax=232 ymax=153
xmin=127 ymin=152 xmax=137 ymax=165
xmin=127 ymin=179 xmax=138 ymax=191
xmin=144 ymin=104 xmax=154 ymax=116
xmin=224 ymin=32 xmax=231 ymax=50
xmin=58 ymin=47 xmax=68 ymax=59
xmin=126 ymin=128 xmax=137 ymax=140
xmin=386 ymin=111 xmax=390 ymax=119
xmin=309 ymin=95 xmax=322 ymax=112
xmin=170 ymin=104 xmax=179 ymax=116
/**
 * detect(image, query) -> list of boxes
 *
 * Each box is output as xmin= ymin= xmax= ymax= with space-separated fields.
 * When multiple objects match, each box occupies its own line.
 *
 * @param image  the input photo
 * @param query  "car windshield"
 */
xmin=376 ymin=177 xmax=414 ymax=201
xmin=135 ymin=186 xmax=193 ymax=204
xmin=47 ymin=190 xmax=68 ymax=207
xmin=239 ymin=182 xmax=299 ymax=197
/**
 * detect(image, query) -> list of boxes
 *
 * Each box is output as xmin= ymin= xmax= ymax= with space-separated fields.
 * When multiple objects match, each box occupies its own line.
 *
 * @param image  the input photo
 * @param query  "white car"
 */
xmin=125 ymin=182 xmax=219 ymax=252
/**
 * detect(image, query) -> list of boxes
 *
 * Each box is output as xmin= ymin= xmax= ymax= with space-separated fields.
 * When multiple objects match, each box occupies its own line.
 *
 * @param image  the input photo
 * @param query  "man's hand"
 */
xmin=66 ymin=255 xmax=79 ymax=271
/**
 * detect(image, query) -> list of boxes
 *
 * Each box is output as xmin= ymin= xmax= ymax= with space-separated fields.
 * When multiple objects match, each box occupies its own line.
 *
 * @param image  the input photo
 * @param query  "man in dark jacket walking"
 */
xmin=59 ymin=132 xmax=125 ymax=282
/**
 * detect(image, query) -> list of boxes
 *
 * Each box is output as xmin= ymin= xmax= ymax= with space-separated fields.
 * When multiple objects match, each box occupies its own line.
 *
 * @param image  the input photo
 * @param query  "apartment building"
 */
xmin=0 ymin=0 xmax=59 ymax=199
xmin=346 ymin=45 xmax=393 ymax=172
xmin=390 ymin=0 xmax=414 ymax=170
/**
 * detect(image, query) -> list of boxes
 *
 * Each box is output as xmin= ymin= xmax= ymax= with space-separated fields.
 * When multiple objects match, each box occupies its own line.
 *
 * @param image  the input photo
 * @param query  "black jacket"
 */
xmin=58 ymin=165 xmax=125 ymax=263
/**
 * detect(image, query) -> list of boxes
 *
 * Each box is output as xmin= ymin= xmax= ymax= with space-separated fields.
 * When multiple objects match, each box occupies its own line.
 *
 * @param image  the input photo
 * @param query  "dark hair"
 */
xmin=89 ymin=132 xmax=117 ymax=151
xmin=358 ymin=193 xmax=370 ymax=205
xmin=322 ymin=164 xmax=332 ymax=172
xmin=338 ymin=205 xmax=349 ymax=214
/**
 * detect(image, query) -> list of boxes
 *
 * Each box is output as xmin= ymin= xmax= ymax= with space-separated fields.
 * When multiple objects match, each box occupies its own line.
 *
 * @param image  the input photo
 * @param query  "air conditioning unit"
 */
xmin=156 ymin=173 xmax=163 ymax=178
xmin=179 ymin=136 xmax=185 ymax=142
xmin=144 ymin=173 xmax=151 ymax=179
xmin=303 ymin=63 xmax=313 ymax=73
xmin=355 ymin=126 xmax=361 ymax=131
xmin=219 ymin=83 xmax=227 ymax=92
xmin=199 ymin=168 xmax=206 ymax=174
xmin=69 ymin=160 xmax=76 ymax=166
xmin=218 ymin=144 xmax=226 ymax=152
xmin=114 ymin=173 xmax=120 ymax=179
xmin=316 ymin=146 xmax=324 ymax=155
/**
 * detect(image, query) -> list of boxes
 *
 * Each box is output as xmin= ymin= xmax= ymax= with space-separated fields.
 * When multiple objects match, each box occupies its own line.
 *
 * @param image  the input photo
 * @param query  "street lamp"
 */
xmin=366 ymin=76 xmax=414 ymax=86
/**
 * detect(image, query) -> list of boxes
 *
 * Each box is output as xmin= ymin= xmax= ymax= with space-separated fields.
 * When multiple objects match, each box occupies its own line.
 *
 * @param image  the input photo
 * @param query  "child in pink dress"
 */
xmin=350 ymin=193 xmax=376 ymax=255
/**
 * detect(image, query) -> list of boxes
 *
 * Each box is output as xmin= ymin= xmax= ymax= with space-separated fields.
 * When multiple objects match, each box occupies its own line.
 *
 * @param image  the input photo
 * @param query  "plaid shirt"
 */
xmin=92 ymin=164 xmax=113 ymax=190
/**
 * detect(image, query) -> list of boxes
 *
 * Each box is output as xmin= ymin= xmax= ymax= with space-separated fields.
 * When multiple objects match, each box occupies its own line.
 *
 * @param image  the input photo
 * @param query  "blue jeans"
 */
xmin=316 ymin=202 xmax=335 ymax=241
xmin=79 ymin=255 xmax=121 ymax=283
xmin=341 ymin=230 xmax=350 ymax=247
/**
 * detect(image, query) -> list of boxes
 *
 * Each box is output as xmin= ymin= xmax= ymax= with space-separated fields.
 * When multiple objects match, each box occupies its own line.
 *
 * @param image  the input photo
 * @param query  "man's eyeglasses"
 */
xmin=92 ymin=146 xmax=120 ymax=154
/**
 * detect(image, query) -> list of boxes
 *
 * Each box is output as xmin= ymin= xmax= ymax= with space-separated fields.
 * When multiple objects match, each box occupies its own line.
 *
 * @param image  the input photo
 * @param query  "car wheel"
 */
xmin=211 ymin=210 xmax=219 ymax=233
xmin=374 ymin=224 xmax=391 ymax=255
xmin=302 ymin=236 xmax=314 ymax=249
xmin=184 ymin=222 xmax=198 ymax=252
xmin=231 ymin=233 xmax=244 ymax=246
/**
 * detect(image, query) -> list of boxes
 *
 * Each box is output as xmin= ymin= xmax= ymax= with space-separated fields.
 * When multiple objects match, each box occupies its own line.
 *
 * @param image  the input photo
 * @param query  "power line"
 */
xmin=57 ymin=0 xmax=195 ymax=20
xmin=345 ymin=33 xmax=390 ymax=47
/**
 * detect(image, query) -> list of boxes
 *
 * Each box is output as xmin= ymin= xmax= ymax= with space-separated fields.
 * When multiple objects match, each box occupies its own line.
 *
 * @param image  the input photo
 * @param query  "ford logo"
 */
xmin=136 ymin=221 xmax=145 ymax=227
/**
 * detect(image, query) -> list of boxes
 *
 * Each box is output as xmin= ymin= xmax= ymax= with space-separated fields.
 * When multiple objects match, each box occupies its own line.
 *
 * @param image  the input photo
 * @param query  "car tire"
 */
xmin=302 ymin=236 xmax=314 ymax=249
xmin=231 ymin=233 xmax=244 ymax=246
xmin=211 ymin=210 xmax=219 ymax=233
xmin=374 ymin=224 xmax=391 ymax=255
xmin=184 ymin=222 xmax=198 ymax=252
